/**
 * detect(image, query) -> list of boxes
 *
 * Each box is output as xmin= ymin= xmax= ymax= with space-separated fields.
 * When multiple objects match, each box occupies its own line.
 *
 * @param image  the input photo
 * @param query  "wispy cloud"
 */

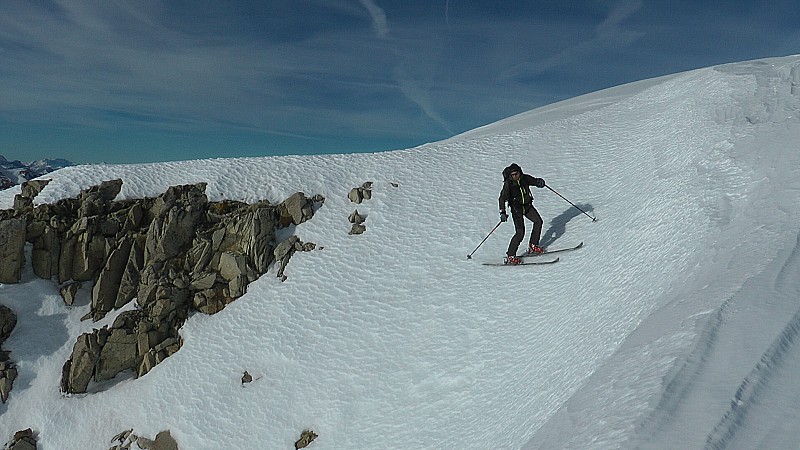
xmin=2 ymin=0 xmax=794 ymax=164
xmin=393 ymin=62 xmax=453 ymax=134
xmin=358 ymin=0 xmax=389 ymax=38
xmin=0 ymin=1 xmax=404 ymax=138
xmin=499 ymin=0 xmax=644 ymax=82
xmin=597 ymin=0 xmax=644 ymax=45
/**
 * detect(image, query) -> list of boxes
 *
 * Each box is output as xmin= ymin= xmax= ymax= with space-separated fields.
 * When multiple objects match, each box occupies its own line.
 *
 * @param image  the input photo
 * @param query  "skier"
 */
xmin=499 ymin=163 xmax=546 ymax=264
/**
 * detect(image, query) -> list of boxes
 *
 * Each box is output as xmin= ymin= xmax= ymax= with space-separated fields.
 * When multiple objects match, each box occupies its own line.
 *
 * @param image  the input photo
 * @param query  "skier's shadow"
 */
xmin=540 ymin=203 xmax=594 ymax=248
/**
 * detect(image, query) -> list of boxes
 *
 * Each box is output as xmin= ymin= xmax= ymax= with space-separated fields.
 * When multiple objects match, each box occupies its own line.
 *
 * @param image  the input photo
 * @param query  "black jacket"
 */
xmin=499 ymin=174 xmax=544 ymax=213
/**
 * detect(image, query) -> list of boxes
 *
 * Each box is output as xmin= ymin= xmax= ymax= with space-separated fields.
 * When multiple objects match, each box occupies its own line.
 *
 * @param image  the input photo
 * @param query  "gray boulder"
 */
xmin=279 ymin=192 xmax=315 ymax=225
xmin=349 ymin=224 xmax=367 ymax=235
xmin=0 ymin=355 xmax=17 ymax=403
xmin=60 ymin=281 xmax=81 ymax=306
xmin=348 ymin=209 xmax=367 ymax=235
xmin=6 ymin=428 xmax=36 ymax=450
xmin=347 ymin=181 xmax=373 ymax=204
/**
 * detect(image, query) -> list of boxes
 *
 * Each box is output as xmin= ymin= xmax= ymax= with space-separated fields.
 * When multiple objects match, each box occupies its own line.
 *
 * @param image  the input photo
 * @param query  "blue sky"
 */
xmin=1 ymin=1 xmax=799 ymax=164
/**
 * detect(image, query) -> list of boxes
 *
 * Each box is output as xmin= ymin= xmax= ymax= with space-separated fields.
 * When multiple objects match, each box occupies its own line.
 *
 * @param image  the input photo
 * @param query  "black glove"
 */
xmin=535 ymin=178 xmax=546 ymax=188
xmin=500 ymin=211 xmax=508 ymax=222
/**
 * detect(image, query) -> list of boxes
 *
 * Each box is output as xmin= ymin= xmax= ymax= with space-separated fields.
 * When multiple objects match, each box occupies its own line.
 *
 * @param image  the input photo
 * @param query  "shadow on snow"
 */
xmin=540 ymin=203 xmax=593 ymax=248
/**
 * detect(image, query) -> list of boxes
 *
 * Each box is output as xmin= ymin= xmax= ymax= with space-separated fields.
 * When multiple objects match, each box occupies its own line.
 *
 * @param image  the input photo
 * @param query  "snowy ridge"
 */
xmin=1 ymin=55 xmax=800 ymax=449
xmin=528 ymin=56 xmax=800 ymax=449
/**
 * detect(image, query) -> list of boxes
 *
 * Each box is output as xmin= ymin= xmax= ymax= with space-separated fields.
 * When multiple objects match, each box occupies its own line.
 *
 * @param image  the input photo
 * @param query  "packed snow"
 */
xmin=1 ymin=55 xmax=799 ymax=449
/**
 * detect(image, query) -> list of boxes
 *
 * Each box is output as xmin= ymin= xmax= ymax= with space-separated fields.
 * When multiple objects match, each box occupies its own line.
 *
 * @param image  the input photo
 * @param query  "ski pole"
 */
xmin=467 ymin=221 xmax=503 ymax=259
xmin=546 ymin=185 xmax=597 ymax=222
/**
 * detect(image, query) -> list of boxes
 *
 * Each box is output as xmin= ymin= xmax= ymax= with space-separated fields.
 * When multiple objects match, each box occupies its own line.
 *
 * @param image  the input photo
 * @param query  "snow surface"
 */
xmin=1 ymin=55 xmax=800 ymax=449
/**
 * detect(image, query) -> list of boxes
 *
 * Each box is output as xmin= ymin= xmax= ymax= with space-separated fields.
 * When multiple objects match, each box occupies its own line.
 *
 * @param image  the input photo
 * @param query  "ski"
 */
xmin=483 ymin=257 xmax=559 ymax=267
xmin=519 ymin=241 xmax=583 ymax=258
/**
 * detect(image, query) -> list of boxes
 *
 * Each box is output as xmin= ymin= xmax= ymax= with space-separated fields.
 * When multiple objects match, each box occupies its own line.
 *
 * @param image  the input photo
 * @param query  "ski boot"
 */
xmin=526 ymin=244 xmax=545 ymax=255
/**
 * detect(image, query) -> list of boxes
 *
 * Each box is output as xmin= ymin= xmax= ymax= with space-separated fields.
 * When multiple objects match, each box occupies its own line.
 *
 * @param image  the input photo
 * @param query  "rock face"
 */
xmin=0 ymin=304 xmax=18 ymax=403
xmin=0 ymin=179 xmax=323 ymax=395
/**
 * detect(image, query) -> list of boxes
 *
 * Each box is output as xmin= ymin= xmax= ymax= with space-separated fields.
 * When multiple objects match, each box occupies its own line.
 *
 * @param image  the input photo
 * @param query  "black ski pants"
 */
xmin=507 ymin=206 xmax=543 ymax=256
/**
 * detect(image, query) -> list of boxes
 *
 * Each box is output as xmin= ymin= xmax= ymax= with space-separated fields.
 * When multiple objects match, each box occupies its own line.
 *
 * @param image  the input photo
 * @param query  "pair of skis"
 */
xmin=482 ymin=242 xmax=583 ymax=266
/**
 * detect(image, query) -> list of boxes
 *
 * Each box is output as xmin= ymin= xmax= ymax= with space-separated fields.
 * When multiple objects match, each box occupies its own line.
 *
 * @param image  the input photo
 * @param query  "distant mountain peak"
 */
xmin=0 ymin=154 xmax=74 ymax=190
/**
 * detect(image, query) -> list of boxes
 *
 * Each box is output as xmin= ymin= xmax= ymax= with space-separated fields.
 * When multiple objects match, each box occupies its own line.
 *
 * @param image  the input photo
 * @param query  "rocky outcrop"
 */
xmin=0 ymin=179 xmax=323 ymax=395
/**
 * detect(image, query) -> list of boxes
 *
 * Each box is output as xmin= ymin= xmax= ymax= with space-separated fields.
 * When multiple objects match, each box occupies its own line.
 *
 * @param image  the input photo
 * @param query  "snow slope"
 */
xmin=0 ymin=55 xmax=799 ymax=449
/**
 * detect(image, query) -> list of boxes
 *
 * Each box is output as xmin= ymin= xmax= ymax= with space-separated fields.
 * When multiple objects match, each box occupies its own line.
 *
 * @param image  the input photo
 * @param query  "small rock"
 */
xmin=295 ymin=430 xmax=318 ymax=449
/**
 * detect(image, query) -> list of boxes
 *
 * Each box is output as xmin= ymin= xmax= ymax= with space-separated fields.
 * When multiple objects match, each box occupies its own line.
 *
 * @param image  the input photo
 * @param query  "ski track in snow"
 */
xmin=0 ymin=55 xmax=799 ymax=449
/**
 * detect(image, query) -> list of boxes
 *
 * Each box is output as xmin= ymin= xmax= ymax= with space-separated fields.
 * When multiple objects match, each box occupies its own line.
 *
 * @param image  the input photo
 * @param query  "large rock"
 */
xmin=68 ymin=216 xmax=117 ymax=283
xmin=116 ymin=237 xmax=145 ymax=309
xmin=279 ymin=192 xmax=316 ymax=226
xmin=110 ymin=429 xmax=179 ymax=450
xmin=0 ymin=217 xmax=26 ymax=283
xmin=77 ymin=179 xmax=122 ymax=217
xmin=96 ymin=328 xmax=139 ymax=382
xmin=31 ymin=223 xmax=60 ymax=279
xmin=62 ymin=330 xmax=105 ymax=394
xmin=91 ymin=238 xmax=133 ymax=318
xmin=5 ymin=428 xmax=36 ymax=450
xmin=13 ymin=179 xmax=50 ymax=211
xmin=0 ymin=355 xmax=17 ymax=403
xmin=0 ymin=305 xmax=16 ymax=344
xmin=20 ymin=179 xmax=51 ymax=199
xmin=0 ymin=306 xmax=17 ymax=403
xmin=347 ymin=181 xmax=373 ymax=204
xmin=60 ymin=281 xmax=81 ymax=306
xmin=144 ymin=183 xmax=208 ymax=263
